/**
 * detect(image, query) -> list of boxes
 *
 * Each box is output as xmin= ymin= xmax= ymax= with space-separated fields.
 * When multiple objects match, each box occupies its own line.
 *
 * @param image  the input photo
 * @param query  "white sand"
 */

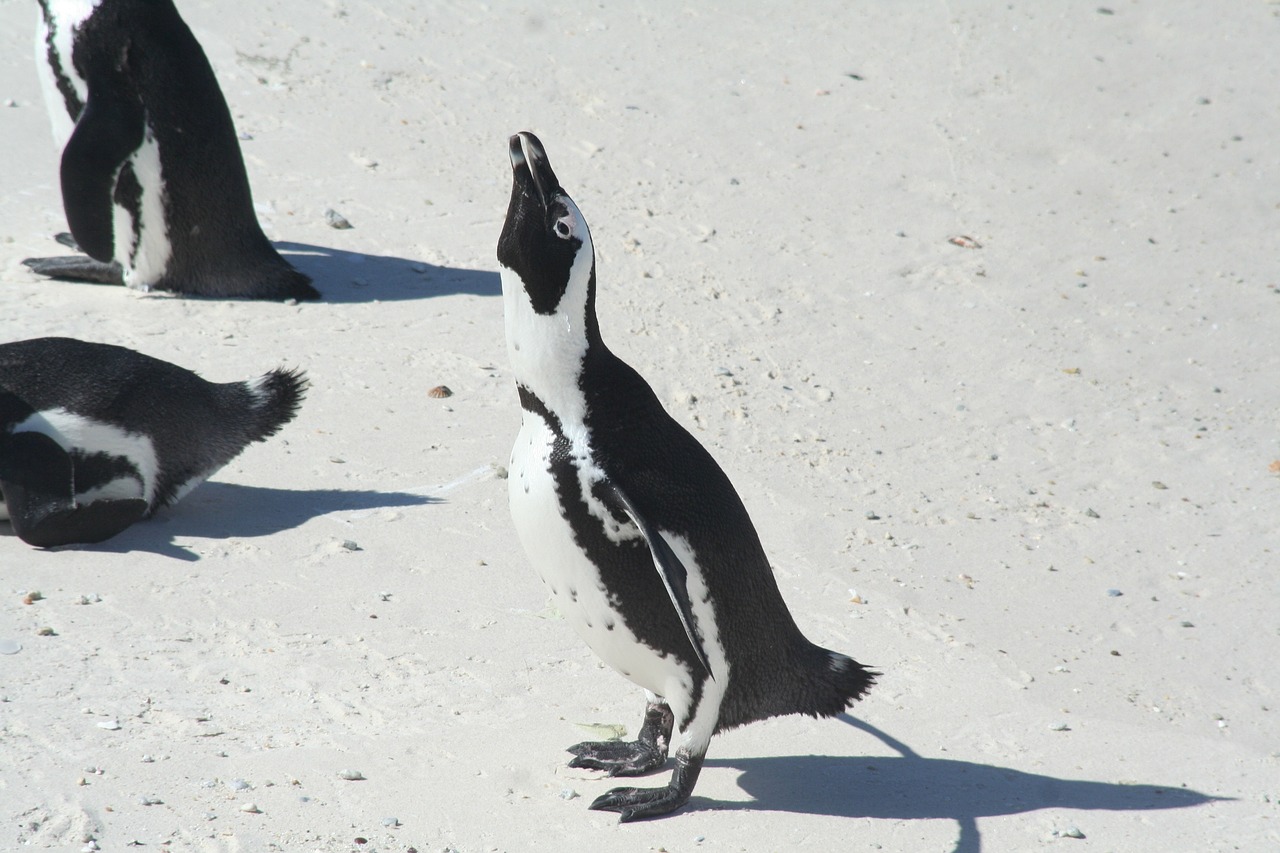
xmin=2 ymin=1 xmax=1277 ymax=850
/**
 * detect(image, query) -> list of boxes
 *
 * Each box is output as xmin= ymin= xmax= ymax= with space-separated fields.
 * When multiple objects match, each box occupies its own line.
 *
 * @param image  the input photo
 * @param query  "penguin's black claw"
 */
xmin=22 ymin=255 xmax=124 ymax=285
xmin=566 ymin=739 xmax=667 ymax=777
xmin=588 ymin=782 xmax=692 ymax=822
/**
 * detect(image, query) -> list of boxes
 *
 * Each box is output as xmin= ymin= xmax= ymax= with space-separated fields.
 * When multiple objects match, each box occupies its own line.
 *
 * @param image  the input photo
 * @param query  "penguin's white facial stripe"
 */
xmin=116 ymin=124 xmax=171 ymax=289
xmin=13 ymin=408 xmax=158 ymax=506
xmin=500 ymin=215 xmax=594 ymax=424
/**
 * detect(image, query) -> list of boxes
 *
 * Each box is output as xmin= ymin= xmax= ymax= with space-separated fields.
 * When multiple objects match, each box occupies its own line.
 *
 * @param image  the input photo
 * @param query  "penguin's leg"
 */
xmin=567 ymin=693 xmax=673 ymax=776
xmin=0 ymin=432 xmax=147 ymax=547
xmin=587 ymin=688 xmax=719 ymax=821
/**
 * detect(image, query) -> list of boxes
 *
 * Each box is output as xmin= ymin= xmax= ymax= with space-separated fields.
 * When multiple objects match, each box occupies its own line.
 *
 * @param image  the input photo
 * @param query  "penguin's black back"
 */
xmin=0 ymin=338 xmax=306 ymax=509
xmin=65 ymin=0 xmax=316 ymax=300
xmin=578 ymin=341 xmax=876 ymax=731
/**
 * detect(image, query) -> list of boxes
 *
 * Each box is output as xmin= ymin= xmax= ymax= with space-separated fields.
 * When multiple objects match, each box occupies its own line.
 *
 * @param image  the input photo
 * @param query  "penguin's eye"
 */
xmin=553 ymin=218 xmax=572 ymax=240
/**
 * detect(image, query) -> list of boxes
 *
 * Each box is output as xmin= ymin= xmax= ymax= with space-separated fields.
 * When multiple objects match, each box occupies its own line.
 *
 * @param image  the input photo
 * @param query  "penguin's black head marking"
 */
xmin=497 ymin=131 xmax=591 ymax=316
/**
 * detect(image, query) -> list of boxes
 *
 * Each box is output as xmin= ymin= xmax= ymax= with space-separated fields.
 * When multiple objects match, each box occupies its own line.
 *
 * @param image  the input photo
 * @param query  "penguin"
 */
xmin=496 ymin=131 xmax=877 ymax=821
xmin=0 ymin=337 xmax=307 ymax=547
xmin=24 ymin=0 xmax=318 ymax=301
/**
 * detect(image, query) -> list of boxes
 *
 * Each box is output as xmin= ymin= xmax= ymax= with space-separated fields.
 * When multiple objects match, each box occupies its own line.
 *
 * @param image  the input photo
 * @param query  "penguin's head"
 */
xmin=497 ymin=132 xmax=595 ymax=321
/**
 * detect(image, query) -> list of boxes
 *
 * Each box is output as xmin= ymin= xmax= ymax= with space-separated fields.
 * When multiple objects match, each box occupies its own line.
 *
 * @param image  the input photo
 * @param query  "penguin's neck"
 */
xmin=501 ymin=263 xmax=603 ymax=430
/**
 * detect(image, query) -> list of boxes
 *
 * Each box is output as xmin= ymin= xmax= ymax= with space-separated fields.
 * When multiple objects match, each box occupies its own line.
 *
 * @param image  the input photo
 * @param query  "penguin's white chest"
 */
xmin=508 ymin=412 xmax=693 ymax=699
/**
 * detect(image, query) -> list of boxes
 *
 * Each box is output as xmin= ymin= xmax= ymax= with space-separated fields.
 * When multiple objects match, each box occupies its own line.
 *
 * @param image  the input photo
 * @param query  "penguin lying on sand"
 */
xmin=496 ymin=132 xmax=877 ymax=821
xmin=0 ymin=337 xmax=306 ymax=547
xmin=25 ymin=0 xmax=318 ymax=301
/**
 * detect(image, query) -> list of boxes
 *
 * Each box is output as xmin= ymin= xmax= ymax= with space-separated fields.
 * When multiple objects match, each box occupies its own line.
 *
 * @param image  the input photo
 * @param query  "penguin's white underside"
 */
xmin=33 ymin=2 xmax=90 ymax=149
xmin=507 ymin=400 xmax=730 ymax=754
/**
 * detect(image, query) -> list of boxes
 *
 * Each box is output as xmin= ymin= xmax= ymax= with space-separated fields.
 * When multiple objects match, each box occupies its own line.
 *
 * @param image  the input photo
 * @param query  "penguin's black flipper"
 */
xmin=22 ymin=255 xmax=125 ymax=285
xmin=567 ymin=700 xmax=673 ymax=777
xmin=601 ymin=482 xmax=714 ymax=679
xmin=0 ymin=432 xmax=146 ymax=547
xmin=588 ymin=748 xmax=704 ymax=822
xmin=59 ymin=81 xmax=145 ymax=263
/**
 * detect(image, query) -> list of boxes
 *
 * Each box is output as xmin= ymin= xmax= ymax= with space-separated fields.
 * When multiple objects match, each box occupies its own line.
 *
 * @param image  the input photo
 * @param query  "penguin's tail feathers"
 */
xmin=801 ymin=647 xmax=878 ymax=719
xmin=243 ymin=367 xmax=308 ymax=443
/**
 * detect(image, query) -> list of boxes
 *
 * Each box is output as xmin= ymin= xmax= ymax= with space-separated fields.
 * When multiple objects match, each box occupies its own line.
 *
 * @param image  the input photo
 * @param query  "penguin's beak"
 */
xmin=509 ymin=131 xmax=560 ymax=210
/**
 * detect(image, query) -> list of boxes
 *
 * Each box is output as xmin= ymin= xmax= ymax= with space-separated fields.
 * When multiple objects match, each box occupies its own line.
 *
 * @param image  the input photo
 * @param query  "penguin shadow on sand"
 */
xmin=277 ymin=242 xmax=500 ymax=304
xmin=13 ymin=482 xmax=437 ymax=561
xmin=700 ymin=716 xmax=1223 ymax=851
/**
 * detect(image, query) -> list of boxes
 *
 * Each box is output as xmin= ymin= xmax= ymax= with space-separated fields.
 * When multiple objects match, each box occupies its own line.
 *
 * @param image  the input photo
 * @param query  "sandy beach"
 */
xmin=1 ymin=1 xmax=1277 ymax=850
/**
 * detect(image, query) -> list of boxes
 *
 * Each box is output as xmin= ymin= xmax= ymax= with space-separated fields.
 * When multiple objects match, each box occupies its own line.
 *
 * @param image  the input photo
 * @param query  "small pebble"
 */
xmin=1084 ymin=508 xmax=1100 ymax=518
xmin=37 ymin=626 xmax=56 ymax=636
xmin=324 ymin=208 xmax=353 ymax=229
xmin=559 ymin=788 xmax=579 ymax=800
xmin=1105 ymin=588 xmax=1123 ymax=597
xmin=1152 ymin=481 xmax=1167 ymax=490
xmin=381 ymin=816 xmax=400 ymax=827
xmin=139 ymin=795 xmax=162 ymax=806
xmin=238 ymin=131 xmax=254 ymax=140
xmin=864 ymin=510 xmax=881 ymax=521
xmin=97 ymin=720 xmax=121 ymax=731
xmin=23 ymin=590 xmax=43 ymax=604
xmin=1180 ymin=620 xmax=1194 ymax=628
xmin=341 ymin=539 xmax=361 ymax=551
xmin=228 ymin=778 xmax=252 ymax=791
xmin=1049 ymin=722 xmax=1071 ymax=732
xmin=0 ymin=639 xmax=22 ymax=655
xmin=338 ymin=768 xmax=366 ymax=781
xmin=1060 ymin=826 xmax=1085 ymax=838
xmin=141 ymin=755 xmax=155 ymax=763
xmin=240 ymin=802 xmax=262 ymax=814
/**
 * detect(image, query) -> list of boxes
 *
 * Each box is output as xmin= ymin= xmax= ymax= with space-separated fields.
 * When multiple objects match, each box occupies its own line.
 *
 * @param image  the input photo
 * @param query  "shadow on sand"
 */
xmin=0 ymin=481 xmax=436 ymax=560
xmin=695 ymin=716 xmax=1224 ymax=851
xmin=278 ymin=242 xmax=500 ymax=304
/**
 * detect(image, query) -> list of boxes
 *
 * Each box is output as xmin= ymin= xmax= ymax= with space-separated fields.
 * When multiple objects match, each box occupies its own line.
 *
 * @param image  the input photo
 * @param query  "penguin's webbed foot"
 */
xmin=588 ymin=749 xmax=704 ymax=822
xmin=567 ymin=699 xmax=674 ymax=776
xmin=22 ymin=255 xmax=124 ymax=285
xmin=567 ymin=738 xmax=667 ymax=776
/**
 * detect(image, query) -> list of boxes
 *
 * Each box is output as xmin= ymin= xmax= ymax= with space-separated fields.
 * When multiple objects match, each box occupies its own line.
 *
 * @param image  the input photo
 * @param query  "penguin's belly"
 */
xmin=509 ymin=415 xmax=691 ymax=698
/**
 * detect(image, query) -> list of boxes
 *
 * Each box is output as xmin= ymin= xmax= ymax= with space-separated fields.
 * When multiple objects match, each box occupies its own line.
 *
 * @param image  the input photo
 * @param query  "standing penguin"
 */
xmin=25 ymin=0 xmax=318 ymax=300
xmin=0 ymin=337 xmax=307 ymax=547
xmin=496 ymin=132 xmax=877 ymax=821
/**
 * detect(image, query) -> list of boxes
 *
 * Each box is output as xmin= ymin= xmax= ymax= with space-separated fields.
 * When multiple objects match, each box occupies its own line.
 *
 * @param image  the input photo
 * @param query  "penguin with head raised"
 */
xmin=496 ymin=131 xmax=877 ymax=821
xmin=0 ymin=337 xmax=307 ymax=547
xmin=25 ymin=0 xmax=318 ymax=300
